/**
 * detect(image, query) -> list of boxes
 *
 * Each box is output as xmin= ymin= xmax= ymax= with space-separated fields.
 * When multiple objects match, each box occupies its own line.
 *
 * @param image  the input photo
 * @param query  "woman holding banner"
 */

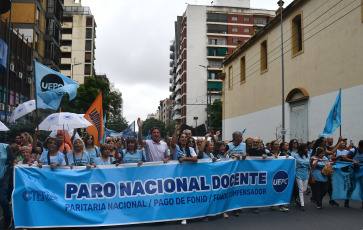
xmin=38 ymin=138 xmax=66 ymax=169
xmin=121 ymin=137 xmax=145 ymax=166
xmin=84 ymin=134 xmax=99 ymax=164
xmin=67 ymin=138 xmax=92 ymax=168
xmin=93 ymin=143 xmax=116 ymax=165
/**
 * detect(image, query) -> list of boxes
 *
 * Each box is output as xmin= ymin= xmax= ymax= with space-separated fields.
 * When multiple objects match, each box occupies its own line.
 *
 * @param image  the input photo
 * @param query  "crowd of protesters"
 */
xmin=0 ymin=118 xmax=363 ymax=228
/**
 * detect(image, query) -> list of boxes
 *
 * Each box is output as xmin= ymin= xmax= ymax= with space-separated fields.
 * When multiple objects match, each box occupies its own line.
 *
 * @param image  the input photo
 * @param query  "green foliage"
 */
xmin=165 ymin=122 xmax=177 ymax=138
xmin=142 ymin=118 xmax=166 ymax=138
xmin=211 ymin=99 xmax=222 ymax=130
xmin=60 ymin=77 xmax=128 ymax=132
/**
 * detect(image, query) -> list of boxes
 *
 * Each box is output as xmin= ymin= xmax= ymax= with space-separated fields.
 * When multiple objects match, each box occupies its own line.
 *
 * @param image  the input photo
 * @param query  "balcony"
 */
xmin=170 ymin=44 xmax=174 ymax=52
xmin=173 ymin=113 xmax=181 ymax=121
xmin=169 ymin=86 xmax=173 ymax=92
xmin=170 ymin=52 xmax=175 ymax=59
xmin=175 ymin=82 xmax=181 ymax=92
xmin=169 ymin=69 xmax=173 ymax=75
xmin=60 ymin=46 xmax=72 ymax=52
xmin=174 ymin=104 xmax=181 ymax=110
xmin=169 ymin=77 xmax=173 ymax=84
xmin=175 ymin=74 xmax=181 ymax=83
xmin=170 ymin=61 xmax=174 ymax=67
xmin=62 ymin=34 xmax=72 ymax=40
xmin=175 ymin=94 xmax=181 ymax=102
xmin=62 ymin=22 xmax=72 ymax=28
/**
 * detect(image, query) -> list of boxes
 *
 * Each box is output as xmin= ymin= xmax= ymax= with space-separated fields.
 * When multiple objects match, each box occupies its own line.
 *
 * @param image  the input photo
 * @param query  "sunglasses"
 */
xmin=188 ymin=141 xmax=195 ymax=143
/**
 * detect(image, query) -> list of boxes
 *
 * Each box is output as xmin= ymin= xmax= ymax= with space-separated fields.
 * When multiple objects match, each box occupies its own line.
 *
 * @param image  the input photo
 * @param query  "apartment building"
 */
xmin=169 ymin=0 xmax=275 ymax=127
xmin=159 ymin=98 xmax=173 ymax=125
xmin=3 ymin=0 xmax=63 ymax=71
xmin=60 ymin=0 xmax=96 ymax=84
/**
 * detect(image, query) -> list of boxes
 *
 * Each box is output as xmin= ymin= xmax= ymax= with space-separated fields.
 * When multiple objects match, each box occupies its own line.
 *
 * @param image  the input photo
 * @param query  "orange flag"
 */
xmin=84 ymin=92 xmax=104 ymax=147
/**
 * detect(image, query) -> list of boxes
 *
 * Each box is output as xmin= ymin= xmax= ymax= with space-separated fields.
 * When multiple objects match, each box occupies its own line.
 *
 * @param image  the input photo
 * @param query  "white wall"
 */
xmin=223 ymin=85 xmax=363 ymax=144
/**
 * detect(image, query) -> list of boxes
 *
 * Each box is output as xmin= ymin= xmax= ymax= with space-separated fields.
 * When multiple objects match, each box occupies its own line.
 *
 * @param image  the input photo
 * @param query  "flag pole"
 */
xmin=33 ymin=60 xmax=40 ymax=131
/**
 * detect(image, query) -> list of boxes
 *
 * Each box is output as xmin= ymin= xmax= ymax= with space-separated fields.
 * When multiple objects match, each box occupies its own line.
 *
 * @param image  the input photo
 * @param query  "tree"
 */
xmin=211 ymin=99 xmax=222 ymax=130
xmin=165 ymin=122 xmax=177 ymax=138
xmin=60 ymin=77 xmax=128 ymax=132
xmin=142 ymin=118 xmax=166 ymax=138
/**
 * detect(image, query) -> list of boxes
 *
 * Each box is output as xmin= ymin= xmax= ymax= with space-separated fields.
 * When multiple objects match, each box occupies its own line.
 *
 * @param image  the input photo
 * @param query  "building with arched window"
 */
xmin=220 ymin=0 xmax=363 ymax=143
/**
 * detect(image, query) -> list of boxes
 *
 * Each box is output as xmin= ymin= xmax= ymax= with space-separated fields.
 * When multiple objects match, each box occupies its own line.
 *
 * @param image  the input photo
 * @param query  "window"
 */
xmin=34 ymin=33 xmax=39 ymax=51
xmin=60 ymin=64 xmax=71 ymax=70
xmin=260 ymin=40 xmax=268 ymax=73
xmin=231 ymin=27 xmax=238 ymax=32
xmin=207 ymin=13 xmax=228 ymax=22
xmin=228 ymin=66 xmax=233 ymax=89
xmin=85 ymin=40 xmax=92 ymax=50
xmin=86 ymin=28 xmax=92 ymax=39
xmin=61 ymin=40 xmax=72 ymax=46
xmin=244 ymin=28 xmax=250 ymax=33
xmin=61 ymin=52 xmax=71 ymax=58
xmin=254 ymin=18 xmax=267 ymax=25
xmin=84 ymin=64 xmax=91 ymax=75
xmin=232 ymin=38 xmax=239 ymax=43
xmin=86 ymin=17 xmax=93 ymax=26
xmin=63 ymin=28 xmax=72 ymax=34
xmin=231 ymin=16 xmax=238 ymax=21
xmin=240 ymin=56 xmax=246 ymax=84
xmin=85 ymin=52 xmax=91 ymax=62
xmin=63 ymin=17 xmax=73 ymax=22
xmin=36 ymin=8 xmax=39 ymax=26
xmin=244 ymin=17 xmax=250 ymax=22
xmin=291 ymin=13 xmax=304 ymax=57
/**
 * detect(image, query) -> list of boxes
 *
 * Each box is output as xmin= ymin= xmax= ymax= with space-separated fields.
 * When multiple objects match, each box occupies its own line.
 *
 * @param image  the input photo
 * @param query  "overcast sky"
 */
xmin=81 ymin=0 xmax=293 ymax=124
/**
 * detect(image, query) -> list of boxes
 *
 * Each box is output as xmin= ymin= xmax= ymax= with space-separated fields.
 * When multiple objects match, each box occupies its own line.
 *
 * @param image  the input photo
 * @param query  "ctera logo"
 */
xmin=272 ymin=170 xmax=289 ymax=193
xmin=40 ymin=74 xmax=64 ymax=92
xmin=22 ymin=190 xmax=58 ymax=202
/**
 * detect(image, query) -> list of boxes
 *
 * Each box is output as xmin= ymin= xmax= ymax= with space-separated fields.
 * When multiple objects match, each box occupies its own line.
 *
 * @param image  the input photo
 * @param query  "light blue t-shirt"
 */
xmin=288 ymin=150 xmax=298 ymax=158
xmin=86 ymin=147 xmax=100 ymax=163
xmin=122 ymin=149 xmax=145 ymax=163
xmin=93 ymin=157 xmax=115 ymax=165
xmin=227 ymin=142 xmax=246 ymax=156
xmin=215 ymin=153 xmax=229 ymax=159
xmin=201 ymin=152 xmax=214 ymax=159
xmin=172 ymin=145 xmax=197 ymax=159
xmin=295 ymin=154 xmax=310 ymax=180
xmin=312 ymin=156 xmax=328 ymax=182
xmin=40 ymin=151 xmax=66 ymax=166
xmin=67 ymin=152 xmax=91 ymax=166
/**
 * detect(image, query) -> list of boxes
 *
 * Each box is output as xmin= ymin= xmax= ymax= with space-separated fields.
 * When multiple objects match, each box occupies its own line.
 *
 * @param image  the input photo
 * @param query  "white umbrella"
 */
xmin=10 ymin=100 xmax=36 ymax=122
xmin=0 ymin=121 xmax=9 ymax=131
xmin=38 ymin=112 xmax=93 ymax=131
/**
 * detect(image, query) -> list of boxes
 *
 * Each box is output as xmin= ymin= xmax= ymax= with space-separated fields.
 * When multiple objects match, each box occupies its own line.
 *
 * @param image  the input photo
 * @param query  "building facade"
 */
xmin=0 ymin=16 xmax=33 ymax=121
xmin=3 ymin=0 xmax=63 ymax=71
xmin=169 ymin=0 xmax=275 ymax=127
xmin=60 ymin=0 xmax=96 ymax=84
xmin=159 ymin=98 xmax=173 ymax=125
xmin=220 ymin=0 xmax=363 ymax=143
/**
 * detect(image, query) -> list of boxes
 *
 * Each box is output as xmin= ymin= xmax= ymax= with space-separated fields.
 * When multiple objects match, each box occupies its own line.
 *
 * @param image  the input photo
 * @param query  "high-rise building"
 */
xmin=169 ymin=0 xmax=275 ymax=127
xmin=60 ymin=0 xmax=96 ymax=84
xmin=2 ymin=0 xmax=63 ymax=71
xmin=159 ymin=98 xmax=173 ymax=125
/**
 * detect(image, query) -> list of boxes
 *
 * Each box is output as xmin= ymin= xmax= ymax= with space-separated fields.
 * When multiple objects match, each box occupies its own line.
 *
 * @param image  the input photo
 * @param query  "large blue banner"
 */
xmin=13 ymin=158 xmax=295 ymax=228
xmin=332 ymin=162 xmax=363 ymax=201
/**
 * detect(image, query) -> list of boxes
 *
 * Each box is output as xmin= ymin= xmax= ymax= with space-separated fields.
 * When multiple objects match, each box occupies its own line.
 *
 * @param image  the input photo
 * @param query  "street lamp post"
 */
xmin=71 ymin=58 xmax=82 ymax=80
xmin=193 ymin=116 xmax=198 ymax=128
xmin=278 ymin=0 xmax=286 ymax=142
xmin=199 ymin=65 xmax=212 ymax=132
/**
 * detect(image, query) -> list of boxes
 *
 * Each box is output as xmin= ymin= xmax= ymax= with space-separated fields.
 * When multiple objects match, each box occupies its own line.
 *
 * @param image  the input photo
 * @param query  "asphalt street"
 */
xmin=5 ymin=195 xmax=363 ymax=230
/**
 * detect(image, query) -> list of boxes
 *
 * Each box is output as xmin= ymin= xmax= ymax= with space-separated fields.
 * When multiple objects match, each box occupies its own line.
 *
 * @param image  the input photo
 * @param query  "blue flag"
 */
xmin=34 ymin=60 xmax=78 ymax=110
xmin=121 ymin=121 xmax=135 ymax=138
xmin=100 ymin=114 xmax=107 ymax=144
xmin=320 ymin=89 xmax=341 ymax=137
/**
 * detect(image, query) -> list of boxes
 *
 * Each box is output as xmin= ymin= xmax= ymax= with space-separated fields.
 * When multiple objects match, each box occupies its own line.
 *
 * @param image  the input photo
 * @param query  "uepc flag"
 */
xmin=34 ymin=60 xmax=78 ymax=110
